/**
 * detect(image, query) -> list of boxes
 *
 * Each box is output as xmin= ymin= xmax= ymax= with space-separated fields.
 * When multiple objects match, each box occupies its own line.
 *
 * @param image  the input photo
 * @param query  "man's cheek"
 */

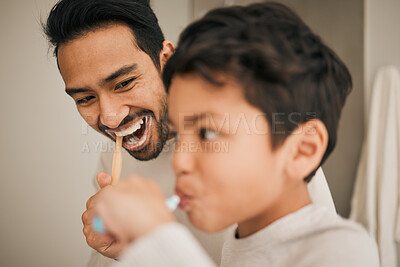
xmin=80 ymin=112 xmax=99 ymax=131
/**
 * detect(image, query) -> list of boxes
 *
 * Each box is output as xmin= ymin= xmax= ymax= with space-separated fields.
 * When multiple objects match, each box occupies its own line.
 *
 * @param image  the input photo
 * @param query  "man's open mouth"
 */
xmin=106 ymin=115 xmax=152 ymax=151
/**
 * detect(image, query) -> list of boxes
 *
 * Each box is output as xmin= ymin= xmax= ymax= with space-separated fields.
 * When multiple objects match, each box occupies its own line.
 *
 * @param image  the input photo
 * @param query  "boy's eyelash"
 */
xmin=199 ymin=128 xmax=207 ymax=139
xmin=169 ymin=128 xmax=220 ymax=142
xmin=199 ymin=128 xmax=219 ymax=140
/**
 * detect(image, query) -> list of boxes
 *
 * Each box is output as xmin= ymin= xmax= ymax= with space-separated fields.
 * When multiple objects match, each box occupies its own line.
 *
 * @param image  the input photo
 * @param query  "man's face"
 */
xmin=58 ymin=24 xmax=171 ymax=160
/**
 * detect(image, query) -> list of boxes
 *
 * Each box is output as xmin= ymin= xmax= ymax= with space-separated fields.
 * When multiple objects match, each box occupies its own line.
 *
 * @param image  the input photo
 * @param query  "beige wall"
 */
xmin=195 ymin=0 xmax=365 ymax=217
xmin=0 ymin=0 xmax=191 ymax=266
xmin=0 ymin=1 xmax=99 ymax=266
xmin=363 ymin=1 xmax=400 ymax=264
xmin=151 ymin=0 xmax=193 ymax=44
xmin=365 ymin=0 xmax=400 ymax=112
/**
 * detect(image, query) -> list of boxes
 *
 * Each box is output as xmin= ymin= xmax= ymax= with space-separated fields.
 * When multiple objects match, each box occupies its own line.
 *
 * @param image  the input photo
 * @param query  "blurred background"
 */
xmin=0 ymin=0 xmax=399 ymax=266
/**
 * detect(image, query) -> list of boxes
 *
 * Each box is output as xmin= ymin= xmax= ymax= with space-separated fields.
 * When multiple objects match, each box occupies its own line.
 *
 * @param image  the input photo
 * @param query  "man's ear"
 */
xmin=159 ymin=40 xmax=175 ymax=70
xmin=284 ymin=119 xmax=328 ymax=181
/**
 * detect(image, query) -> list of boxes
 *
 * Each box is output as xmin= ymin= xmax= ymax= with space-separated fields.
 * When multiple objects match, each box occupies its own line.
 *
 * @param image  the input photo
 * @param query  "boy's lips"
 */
xmin=175 ymin=189 xmax=193 ymax=211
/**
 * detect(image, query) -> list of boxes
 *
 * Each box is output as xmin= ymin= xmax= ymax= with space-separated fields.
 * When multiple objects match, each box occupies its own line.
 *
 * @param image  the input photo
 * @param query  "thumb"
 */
xmin=97 ymin=171 xmax=112 ymax=189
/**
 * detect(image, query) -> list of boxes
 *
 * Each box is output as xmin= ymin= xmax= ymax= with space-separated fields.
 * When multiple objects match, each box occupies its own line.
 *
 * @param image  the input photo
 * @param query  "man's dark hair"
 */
xmin=163 ymin=2 xmax=352 ymax=182
xmin=44 ymin=0 xmax=164 ymax=70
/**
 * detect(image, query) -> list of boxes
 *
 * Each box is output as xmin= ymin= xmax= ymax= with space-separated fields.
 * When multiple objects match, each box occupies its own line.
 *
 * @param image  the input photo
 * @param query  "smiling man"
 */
xmin=59 ymin=23 xmax=170 ymax=161
xmin=44 ymin=0 xmax=336 ymax=266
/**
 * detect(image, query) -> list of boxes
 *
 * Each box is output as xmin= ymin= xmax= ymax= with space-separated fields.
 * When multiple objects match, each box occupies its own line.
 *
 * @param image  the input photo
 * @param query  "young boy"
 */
xmin=94 ymin=2 xmax=379 ymax=266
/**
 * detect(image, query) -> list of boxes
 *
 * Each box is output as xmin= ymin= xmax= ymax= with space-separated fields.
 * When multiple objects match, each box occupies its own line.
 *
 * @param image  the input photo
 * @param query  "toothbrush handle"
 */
xmin=111 ymin=136 xmax=123 ymax=184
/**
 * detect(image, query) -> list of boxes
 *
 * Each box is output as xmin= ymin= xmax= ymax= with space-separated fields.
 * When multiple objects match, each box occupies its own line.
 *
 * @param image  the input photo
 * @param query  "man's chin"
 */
xmin=125 ymin=137 xmax=166 ymax=161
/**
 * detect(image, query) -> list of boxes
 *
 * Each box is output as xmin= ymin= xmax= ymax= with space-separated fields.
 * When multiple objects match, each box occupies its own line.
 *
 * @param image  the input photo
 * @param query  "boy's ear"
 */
xmin=159 ymin=40 xmax=175 ymax=70
xmin=284 ymin=119 xmax=328 ymax=181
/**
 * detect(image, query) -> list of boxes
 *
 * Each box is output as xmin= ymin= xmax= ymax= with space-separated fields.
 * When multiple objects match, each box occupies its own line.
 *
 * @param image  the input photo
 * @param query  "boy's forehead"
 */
xmin=168 ymin=74 xmax=249 ymax=121
xmin=170 ymin=73 xmax=243 ymax=100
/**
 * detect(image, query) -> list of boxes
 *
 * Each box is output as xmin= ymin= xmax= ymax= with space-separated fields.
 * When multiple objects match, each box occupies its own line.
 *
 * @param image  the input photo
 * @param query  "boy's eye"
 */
xmin=76 ymin=96 xmax=95 ymax=106
xmin=116 ymin=78 xmax=135 ymax=90
xmin=199 ymin=128 xmax=219 ymax=140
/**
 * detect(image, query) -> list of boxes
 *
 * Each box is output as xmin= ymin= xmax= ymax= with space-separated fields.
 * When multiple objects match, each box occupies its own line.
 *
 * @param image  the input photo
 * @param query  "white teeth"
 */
xmin=125 ymin=136 xmax=137 ymax=145
xmin=126 ymin=135 xmax=141 ymax=145
xmin=115 ymin=118 xmax=144 ymax=137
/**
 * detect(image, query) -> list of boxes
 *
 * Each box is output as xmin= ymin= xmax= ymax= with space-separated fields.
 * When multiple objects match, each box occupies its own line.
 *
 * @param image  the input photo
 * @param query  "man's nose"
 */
xmin=99 ymin=96 xmax=129 ymax=129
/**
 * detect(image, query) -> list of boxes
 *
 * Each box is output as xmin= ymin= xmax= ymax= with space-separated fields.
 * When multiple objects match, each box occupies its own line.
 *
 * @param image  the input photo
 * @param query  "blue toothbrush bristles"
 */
xmin=92 ymin=215 xmax=105 ymax=234
xmin=165 ymin=195 xmax=181 ymax=211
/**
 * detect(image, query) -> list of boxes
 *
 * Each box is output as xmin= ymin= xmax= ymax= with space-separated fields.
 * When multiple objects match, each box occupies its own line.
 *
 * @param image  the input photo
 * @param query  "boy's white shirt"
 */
xmin=114 ymin=205 xmax=379 ymax=267
xmin=86 ymin=140 xmax=336 ymax=267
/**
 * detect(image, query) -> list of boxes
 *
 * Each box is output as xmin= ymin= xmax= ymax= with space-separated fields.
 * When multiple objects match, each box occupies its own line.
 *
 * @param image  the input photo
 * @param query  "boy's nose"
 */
xmin=99 ymin=97 xmax=129 ymax=129
xmin=172 ymin=140 xmax=196 ymax=177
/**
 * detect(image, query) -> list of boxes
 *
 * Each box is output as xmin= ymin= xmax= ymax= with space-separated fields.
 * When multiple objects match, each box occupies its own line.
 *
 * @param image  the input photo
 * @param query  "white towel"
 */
xmin=350 ymin=66 xmax=400 ymax=267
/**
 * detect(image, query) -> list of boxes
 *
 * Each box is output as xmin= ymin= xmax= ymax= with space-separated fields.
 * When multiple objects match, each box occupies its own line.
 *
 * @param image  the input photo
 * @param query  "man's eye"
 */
xmin=199 ymin=128 xmax=219 ymax=140
xmin=76 ymin=96 xmax=95 ymax=105
xmin=116 ymin=78 xmax=135 ymax=90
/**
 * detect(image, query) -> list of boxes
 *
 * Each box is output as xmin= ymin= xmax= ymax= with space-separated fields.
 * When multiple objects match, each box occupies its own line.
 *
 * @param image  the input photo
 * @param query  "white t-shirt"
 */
xmin=220 ymin=204 xmax=379 ymax=267
xmin=115 ymin=204 xmax=379 ymax=267
xmin=87 ymin=140 xmax=336 ymax=266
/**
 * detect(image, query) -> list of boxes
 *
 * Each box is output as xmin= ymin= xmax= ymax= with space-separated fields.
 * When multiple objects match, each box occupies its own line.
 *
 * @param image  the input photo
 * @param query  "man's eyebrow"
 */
xmin=64 ymin=64 xmax=138 ymax=97
xmin=65 ymin=87 xmax=91 ymax=97
xmin=102 ymin=63 xmax=138 ymax=85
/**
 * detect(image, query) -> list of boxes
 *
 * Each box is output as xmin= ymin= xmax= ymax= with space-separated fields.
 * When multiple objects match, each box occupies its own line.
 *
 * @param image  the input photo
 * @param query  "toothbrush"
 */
xmin=92 ymin=195 xmax=181 ymax=234
xmin=93 ymin=134 xmax=122 ymax=233
xmin=93 ymin=132 xmax=182 ymax=234
xmin=111 ymin=135 xmax=123 ymax=184
xmin=93 ymin=134 xmax=122 ymax=232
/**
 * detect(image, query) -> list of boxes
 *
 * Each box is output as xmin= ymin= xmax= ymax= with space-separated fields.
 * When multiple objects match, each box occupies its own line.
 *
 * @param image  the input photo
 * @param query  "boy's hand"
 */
xmin=94 ymin=175 xmax=175 ymax=243
xmin=81 ymin=172 xmax=127 ymax=259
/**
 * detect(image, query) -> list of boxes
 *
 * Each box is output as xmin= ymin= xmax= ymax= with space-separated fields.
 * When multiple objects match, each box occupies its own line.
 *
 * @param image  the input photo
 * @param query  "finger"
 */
xmin=101 ymin=239 xmax=127 ymax=257
xmin=82 ymin=209 xmax=94 ymax=225
xmin=94 ymin=200 xmax=123 ymax=239
xmin=97 ymin=171 xmax=112 ymax=189
xmin=85 ymin=229 xmax=115 ymax=249
xmin=86 ymin=194 xmax=96 ymax=209
xmin=83 ymin=215 xmax=115 ymax=247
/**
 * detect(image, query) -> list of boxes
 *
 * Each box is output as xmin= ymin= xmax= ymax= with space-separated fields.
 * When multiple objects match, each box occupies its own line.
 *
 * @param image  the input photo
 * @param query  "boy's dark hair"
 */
xmin=43 ymin=0 xmax=164 ymax=70
xmin=163 ymin=2 xmax=352 ymax=182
